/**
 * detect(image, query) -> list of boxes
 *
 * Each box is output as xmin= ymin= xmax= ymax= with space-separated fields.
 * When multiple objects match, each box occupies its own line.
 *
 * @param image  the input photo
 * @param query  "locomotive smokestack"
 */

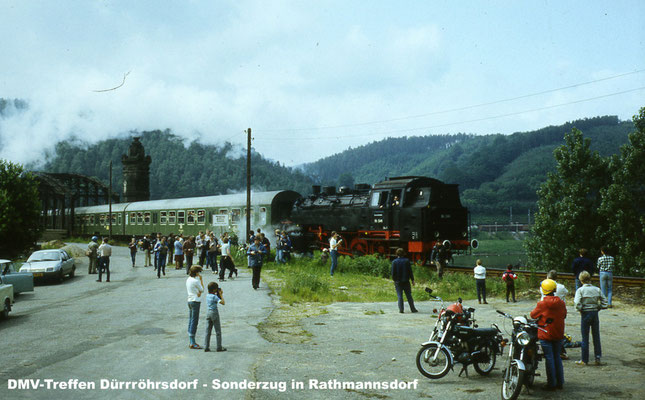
xmin=312 ymin=185 xmax=321 ymax=195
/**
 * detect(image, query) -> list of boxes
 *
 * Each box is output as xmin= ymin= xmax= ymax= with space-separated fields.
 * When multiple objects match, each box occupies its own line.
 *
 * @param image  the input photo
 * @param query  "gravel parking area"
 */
xmin=254 ymin=295 xmax=645 ymax=400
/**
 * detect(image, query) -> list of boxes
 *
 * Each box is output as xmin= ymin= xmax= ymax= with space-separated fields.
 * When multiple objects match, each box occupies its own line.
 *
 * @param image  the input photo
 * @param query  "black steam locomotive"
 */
xmin=287 ymin=176 xmax=475 ymax=262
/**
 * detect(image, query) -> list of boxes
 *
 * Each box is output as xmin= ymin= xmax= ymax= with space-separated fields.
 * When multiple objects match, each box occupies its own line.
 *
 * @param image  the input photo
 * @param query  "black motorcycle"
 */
xmin=496 ymin=310 xmax=552 ymax=400
xmin=416 ymin=289 xmax=504 ymax=379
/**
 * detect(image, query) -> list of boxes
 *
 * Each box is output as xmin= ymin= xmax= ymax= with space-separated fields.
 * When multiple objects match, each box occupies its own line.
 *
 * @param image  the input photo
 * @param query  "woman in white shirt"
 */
xmin=186 ymin=266 xmax=204 ymax=349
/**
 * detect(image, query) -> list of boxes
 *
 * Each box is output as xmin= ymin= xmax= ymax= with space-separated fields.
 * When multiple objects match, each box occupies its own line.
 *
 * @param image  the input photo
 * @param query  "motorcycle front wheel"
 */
xmin=416 ymin=344 xmax=452 ymax=379
xmin=473 ymin=343 xmax=496 ymax=375
xmin=501 ymin=360 xmax=524 ymax=400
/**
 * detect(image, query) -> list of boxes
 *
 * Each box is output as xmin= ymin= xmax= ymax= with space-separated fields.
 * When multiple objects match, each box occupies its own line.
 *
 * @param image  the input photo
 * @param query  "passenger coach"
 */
xmin=74 ymin=191 xmax=301 ymax=240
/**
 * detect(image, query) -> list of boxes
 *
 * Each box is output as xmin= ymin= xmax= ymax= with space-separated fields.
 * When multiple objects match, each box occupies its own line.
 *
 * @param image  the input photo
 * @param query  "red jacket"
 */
xmin=530 ymin=295 xmax=567 ymax=341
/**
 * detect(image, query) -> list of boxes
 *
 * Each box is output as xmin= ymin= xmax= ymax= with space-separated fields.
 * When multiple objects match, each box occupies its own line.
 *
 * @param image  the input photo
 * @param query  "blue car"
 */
xmin=0 ymin=259 xmax=34 ymax=294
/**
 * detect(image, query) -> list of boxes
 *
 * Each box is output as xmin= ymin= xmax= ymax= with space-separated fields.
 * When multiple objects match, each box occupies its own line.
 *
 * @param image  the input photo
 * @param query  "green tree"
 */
xmin=0 ymin=160 xmax=42 ymax=258
xmin=597 ymin=107 xmax=645 ymax=274
xmin=337 ymin=172 xmax=355 ymax=188
xmin=525 ymin=129 xmax=610 ymax=271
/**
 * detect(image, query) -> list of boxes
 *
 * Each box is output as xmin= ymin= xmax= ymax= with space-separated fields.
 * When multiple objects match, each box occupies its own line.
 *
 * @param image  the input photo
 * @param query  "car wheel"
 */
xmin=58 ymin=270 xmax=64 ymax=283
xmin=1 ymin=299 xmax=9 ymax=319
xmin=69 ymin=265 xmax=76 ymax=278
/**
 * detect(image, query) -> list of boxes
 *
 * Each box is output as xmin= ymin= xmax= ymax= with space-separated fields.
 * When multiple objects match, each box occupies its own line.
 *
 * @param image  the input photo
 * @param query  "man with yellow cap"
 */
xmin=530 ymin=279 xmax=567 ymax=391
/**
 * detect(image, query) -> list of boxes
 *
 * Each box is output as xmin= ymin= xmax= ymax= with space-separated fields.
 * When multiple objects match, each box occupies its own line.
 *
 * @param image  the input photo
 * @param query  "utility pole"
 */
xmin=109 ymin=160 xmax=113 ymax=240
xmin=246 ymin=128 xmax=252 ymax=244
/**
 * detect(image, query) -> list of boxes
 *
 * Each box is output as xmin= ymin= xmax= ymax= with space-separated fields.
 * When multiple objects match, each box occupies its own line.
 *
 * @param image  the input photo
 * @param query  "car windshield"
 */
xmin=28 ymin=251 xmax=61 ymax=262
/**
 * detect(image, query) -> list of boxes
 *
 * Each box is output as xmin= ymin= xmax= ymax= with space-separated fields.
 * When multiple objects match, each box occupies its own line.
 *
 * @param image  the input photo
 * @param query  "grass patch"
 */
xmin=263 ymin=252 xmax=537 ymax=304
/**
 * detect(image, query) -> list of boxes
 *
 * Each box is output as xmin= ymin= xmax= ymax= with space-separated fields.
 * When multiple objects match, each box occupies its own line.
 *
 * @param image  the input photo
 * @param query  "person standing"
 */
xmin=186 ymin=266 xmax=204 ymax=349
xmin=204 ymin=282 xmax=227 ymax=352
xmin=128 ymin=237 xmax=137 ymax=268
xmin=155 ymin=237 xmax=168 ymax=278
xmin=530 ymin=279 xmax=567 ymax=391
xmin=596 ymin=246 xmax=614 ymax=308
xmin=174 ymin=236 xmax=184 ymax=270
xmin=572 ymin=248 xmax=593 ymax=290
xmin=219 ymin=237 xmax=238 ymax=281
xmin=391 ymin=248 xmax=418 ymax=313
xmin=474 ymin=259 xmax=487 ymax=304
xmin=329 ymin=232 xmax=342 ymax=276
xmin=502 ymin=264 xmax=518 ymax=302
xmin=184 ymin=236 xmax=195 ymax=274
xmin=430 ymin=242 xmax=442 ymax=277
xmin=574 ymin=270 xmax=608 ymax=366
xmin=541 ymin=270 xmax=568 ymax=302
xmin=97 ymin=238 xmax=112 ymax=283
xmin=247 ymin=237 xmax=266 ymax=290
xmin=142 ymin=235 xmax=152 ymax=267
xmin=87 ymin=236 xmax=99 ymax=274
xmin=207 ymin=233 xmax=219 ymax=274
xmin=167 ymin=233 xmax=175 ymax=267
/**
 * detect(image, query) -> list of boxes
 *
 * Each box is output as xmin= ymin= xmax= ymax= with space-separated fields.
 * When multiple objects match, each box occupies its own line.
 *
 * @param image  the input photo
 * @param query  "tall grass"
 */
xmin=265 ymin=252 xmax=537 ymax=304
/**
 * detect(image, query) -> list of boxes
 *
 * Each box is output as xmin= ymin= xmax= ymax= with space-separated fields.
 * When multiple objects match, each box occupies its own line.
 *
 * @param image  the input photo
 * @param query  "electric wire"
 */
xmin=258 ymin=68 xmax=645 ymax=133
xmin=253 ymin=86 xmax=645 ymax=141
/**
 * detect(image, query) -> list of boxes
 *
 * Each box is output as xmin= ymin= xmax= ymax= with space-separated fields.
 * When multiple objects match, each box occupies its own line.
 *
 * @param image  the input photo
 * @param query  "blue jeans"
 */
xmin=275 ymin=249 xmax=283 ymax=263
xmin=330 ymin=250 xmax=338 ymax=276
xmin=204 ymin=310 xmax=222 ymax=350
xmin=208 ymin=253 xmax=218 ymax=272
xmin=187 ymin=301 xmax=201 ymax=343
xmin=157 ymin=255 xmax=166 ymax=277
xmin=394 ymin=281 xmax=416 ymax=312
xmin=599 ymin=271 xmax=613 ymax=305
xmin=580 ymin=311 xmax=601 ymax=363
xmin=540 ymin=339 xmax=564 ymax=388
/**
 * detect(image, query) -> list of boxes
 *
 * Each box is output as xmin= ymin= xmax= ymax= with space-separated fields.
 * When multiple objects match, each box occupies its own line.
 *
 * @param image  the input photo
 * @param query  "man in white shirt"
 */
xmin=186 ymin=266 xmax=204 ymax=349
xmin=97 ymin=238 xmax=112 ymax=282
xmin=540 ymin=270 xmax=569 ymax=302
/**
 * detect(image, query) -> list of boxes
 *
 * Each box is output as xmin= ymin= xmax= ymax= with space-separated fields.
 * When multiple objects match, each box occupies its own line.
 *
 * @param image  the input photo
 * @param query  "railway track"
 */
xmin=445 ymin=265 xmax=645 ymax=288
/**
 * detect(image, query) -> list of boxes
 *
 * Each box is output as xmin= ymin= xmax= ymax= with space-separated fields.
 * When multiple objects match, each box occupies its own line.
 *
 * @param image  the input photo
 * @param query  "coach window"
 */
xmin=100 ymin=214 xmax=106 ymax=225
xmin=231 ymin=208 xmax=241 ymax=223
xmin=187 ymin=210 xmax=195 ymax=225
xmin=144 ymin=212 xmax=151 ymax=225
xmin=136 ymin=212 xmax=143 ymax=224
xmin=130 ymin=212 xmax=136 ymax=225
xmin=118 ymin=214 xmax=122 ymax=225
xmin=111 ymin=214 xmax=117 ymax=224
xmin=160 ymin=211 xmax=167 ymax=225
xmin=168 ymin=211 xmax=176 ymax=225
xmin=197 ymin=209 xmax=205 ymax=225
xmin=178 ymin=211 xmax=185 ymax=225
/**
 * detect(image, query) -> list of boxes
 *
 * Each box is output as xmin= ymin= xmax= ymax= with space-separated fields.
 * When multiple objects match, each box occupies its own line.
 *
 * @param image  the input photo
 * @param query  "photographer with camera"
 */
xmin=204 ymin=282 xmax=226 ymax=352
xmin=329 ymin=231 xmax=343 ymax=276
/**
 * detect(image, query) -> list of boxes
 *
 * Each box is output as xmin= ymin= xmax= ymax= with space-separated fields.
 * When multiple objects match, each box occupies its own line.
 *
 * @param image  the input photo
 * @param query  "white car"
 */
xmin=1 ymin=283 xmax=13 ymax=319
xmin=20 ymin=249 xmax=76 ymax=283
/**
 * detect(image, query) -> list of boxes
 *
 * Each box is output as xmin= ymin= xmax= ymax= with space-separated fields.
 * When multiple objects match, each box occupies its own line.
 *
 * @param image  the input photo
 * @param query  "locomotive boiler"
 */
xmin=288 ymin=176 xmax=476 ymax=262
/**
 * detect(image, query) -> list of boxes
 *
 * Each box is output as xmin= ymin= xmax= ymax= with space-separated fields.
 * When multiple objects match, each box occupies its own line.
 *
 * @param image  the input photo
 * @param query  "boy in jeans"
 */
xmin=204 ymin=282 xmax=227 ymax=352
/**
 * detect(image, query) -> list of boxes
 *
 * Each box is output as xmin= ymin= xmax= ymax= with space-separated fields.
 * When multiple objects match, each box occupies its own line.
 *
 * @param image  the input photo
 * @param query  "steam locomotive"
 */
xmin=288 ymin=176 xmax=475 ymax=262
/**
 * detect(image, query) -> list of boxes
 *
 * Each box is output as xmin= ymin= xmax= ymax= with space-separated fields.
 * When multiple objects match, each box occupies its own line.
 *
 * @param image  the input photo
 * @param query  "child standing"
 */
xmin=474 ymin=259 xmax=487 ymax=304
xmin=204 ymin=282 xmax=227 ymax=352
xmin=502 ymin=264 xmax=518 ymax=302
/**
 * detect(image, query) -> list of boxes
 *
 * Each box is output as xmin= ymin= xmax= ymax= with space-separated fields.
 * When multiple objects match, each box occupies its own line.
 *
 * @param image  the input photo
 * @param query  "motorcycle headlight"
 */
xmin=517 ymin=331 xmax=531 ymax=346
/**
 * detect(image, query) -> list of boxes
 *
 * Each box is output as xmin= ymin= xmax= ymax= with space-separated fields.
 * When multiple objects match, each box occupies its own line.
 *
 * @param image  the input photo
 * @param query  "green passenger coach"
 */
xmin=73 ymin=190 xmax=301 ymax=240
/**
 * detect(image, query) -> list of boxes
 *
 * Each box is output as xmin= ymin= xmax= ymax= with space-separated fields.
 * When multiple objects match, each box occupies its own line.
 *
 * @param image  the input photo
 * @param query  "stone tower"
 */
xmin=121 ymin=137 xmax=151 ymax=202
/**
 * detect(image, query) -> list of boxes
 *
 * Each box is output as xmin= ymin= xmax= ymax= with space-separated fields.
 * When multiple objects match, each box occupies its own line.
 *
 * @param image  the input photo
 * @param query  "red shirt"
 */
xmin=530 ymin=295 xmax=567 ymax=341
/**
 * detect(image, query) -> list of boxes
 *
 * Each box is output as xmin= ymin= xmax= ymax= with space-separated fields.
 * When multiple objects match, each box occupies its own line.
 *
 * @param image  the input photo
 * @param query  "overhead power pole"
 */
xmin=246 ymin=128 xmax=252 ymax=244
xmin=109 ymin=160 xmax=113 ymax=240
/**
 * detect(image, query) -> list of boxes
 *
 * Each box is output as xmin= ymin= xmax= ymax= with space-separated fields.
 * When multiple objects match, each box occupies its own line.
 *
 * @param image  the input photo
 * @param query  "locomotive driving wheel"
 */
xmin=349 ymin=238 xmax=368 ymax=257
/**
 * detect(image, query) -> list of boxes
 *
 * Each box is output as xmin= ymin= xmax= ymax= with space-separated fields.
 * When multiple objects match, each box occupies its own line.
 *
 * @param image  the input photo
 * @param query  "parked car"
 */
xmin=0 ymin=259 xmax=34 ymax=294
xmin=19 ymin=249 xmax=76 ymax=282
xmin=1 ymin=282 xmax=13 ymax=319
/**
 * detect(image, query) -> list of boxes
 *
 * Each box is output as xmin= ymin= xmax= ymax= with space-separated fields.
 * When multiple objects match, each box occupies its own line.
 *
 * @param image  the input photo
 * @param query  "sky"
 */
xmin=0 ymin=0 xmax=644 ymax=167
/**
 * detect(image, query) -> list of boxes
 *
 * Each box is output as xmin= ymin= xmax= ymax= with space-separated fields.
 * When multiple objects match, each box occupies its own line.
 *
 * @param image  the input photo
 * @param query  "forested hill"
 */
xmin=38 ymin=130 xmax=314 ymax=200
xmin=303 ymin=115 xmax=634 ymax=221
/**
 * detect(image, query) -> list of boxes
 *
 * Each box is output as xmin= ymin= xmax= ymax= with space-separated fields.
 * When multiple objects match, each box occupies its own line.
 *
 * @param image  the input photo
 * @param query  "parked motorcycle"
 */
xmin=416 ymin=289 xmax=504 ymax=379
xmin=496 ymin=310 xmax=552 ymax=400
